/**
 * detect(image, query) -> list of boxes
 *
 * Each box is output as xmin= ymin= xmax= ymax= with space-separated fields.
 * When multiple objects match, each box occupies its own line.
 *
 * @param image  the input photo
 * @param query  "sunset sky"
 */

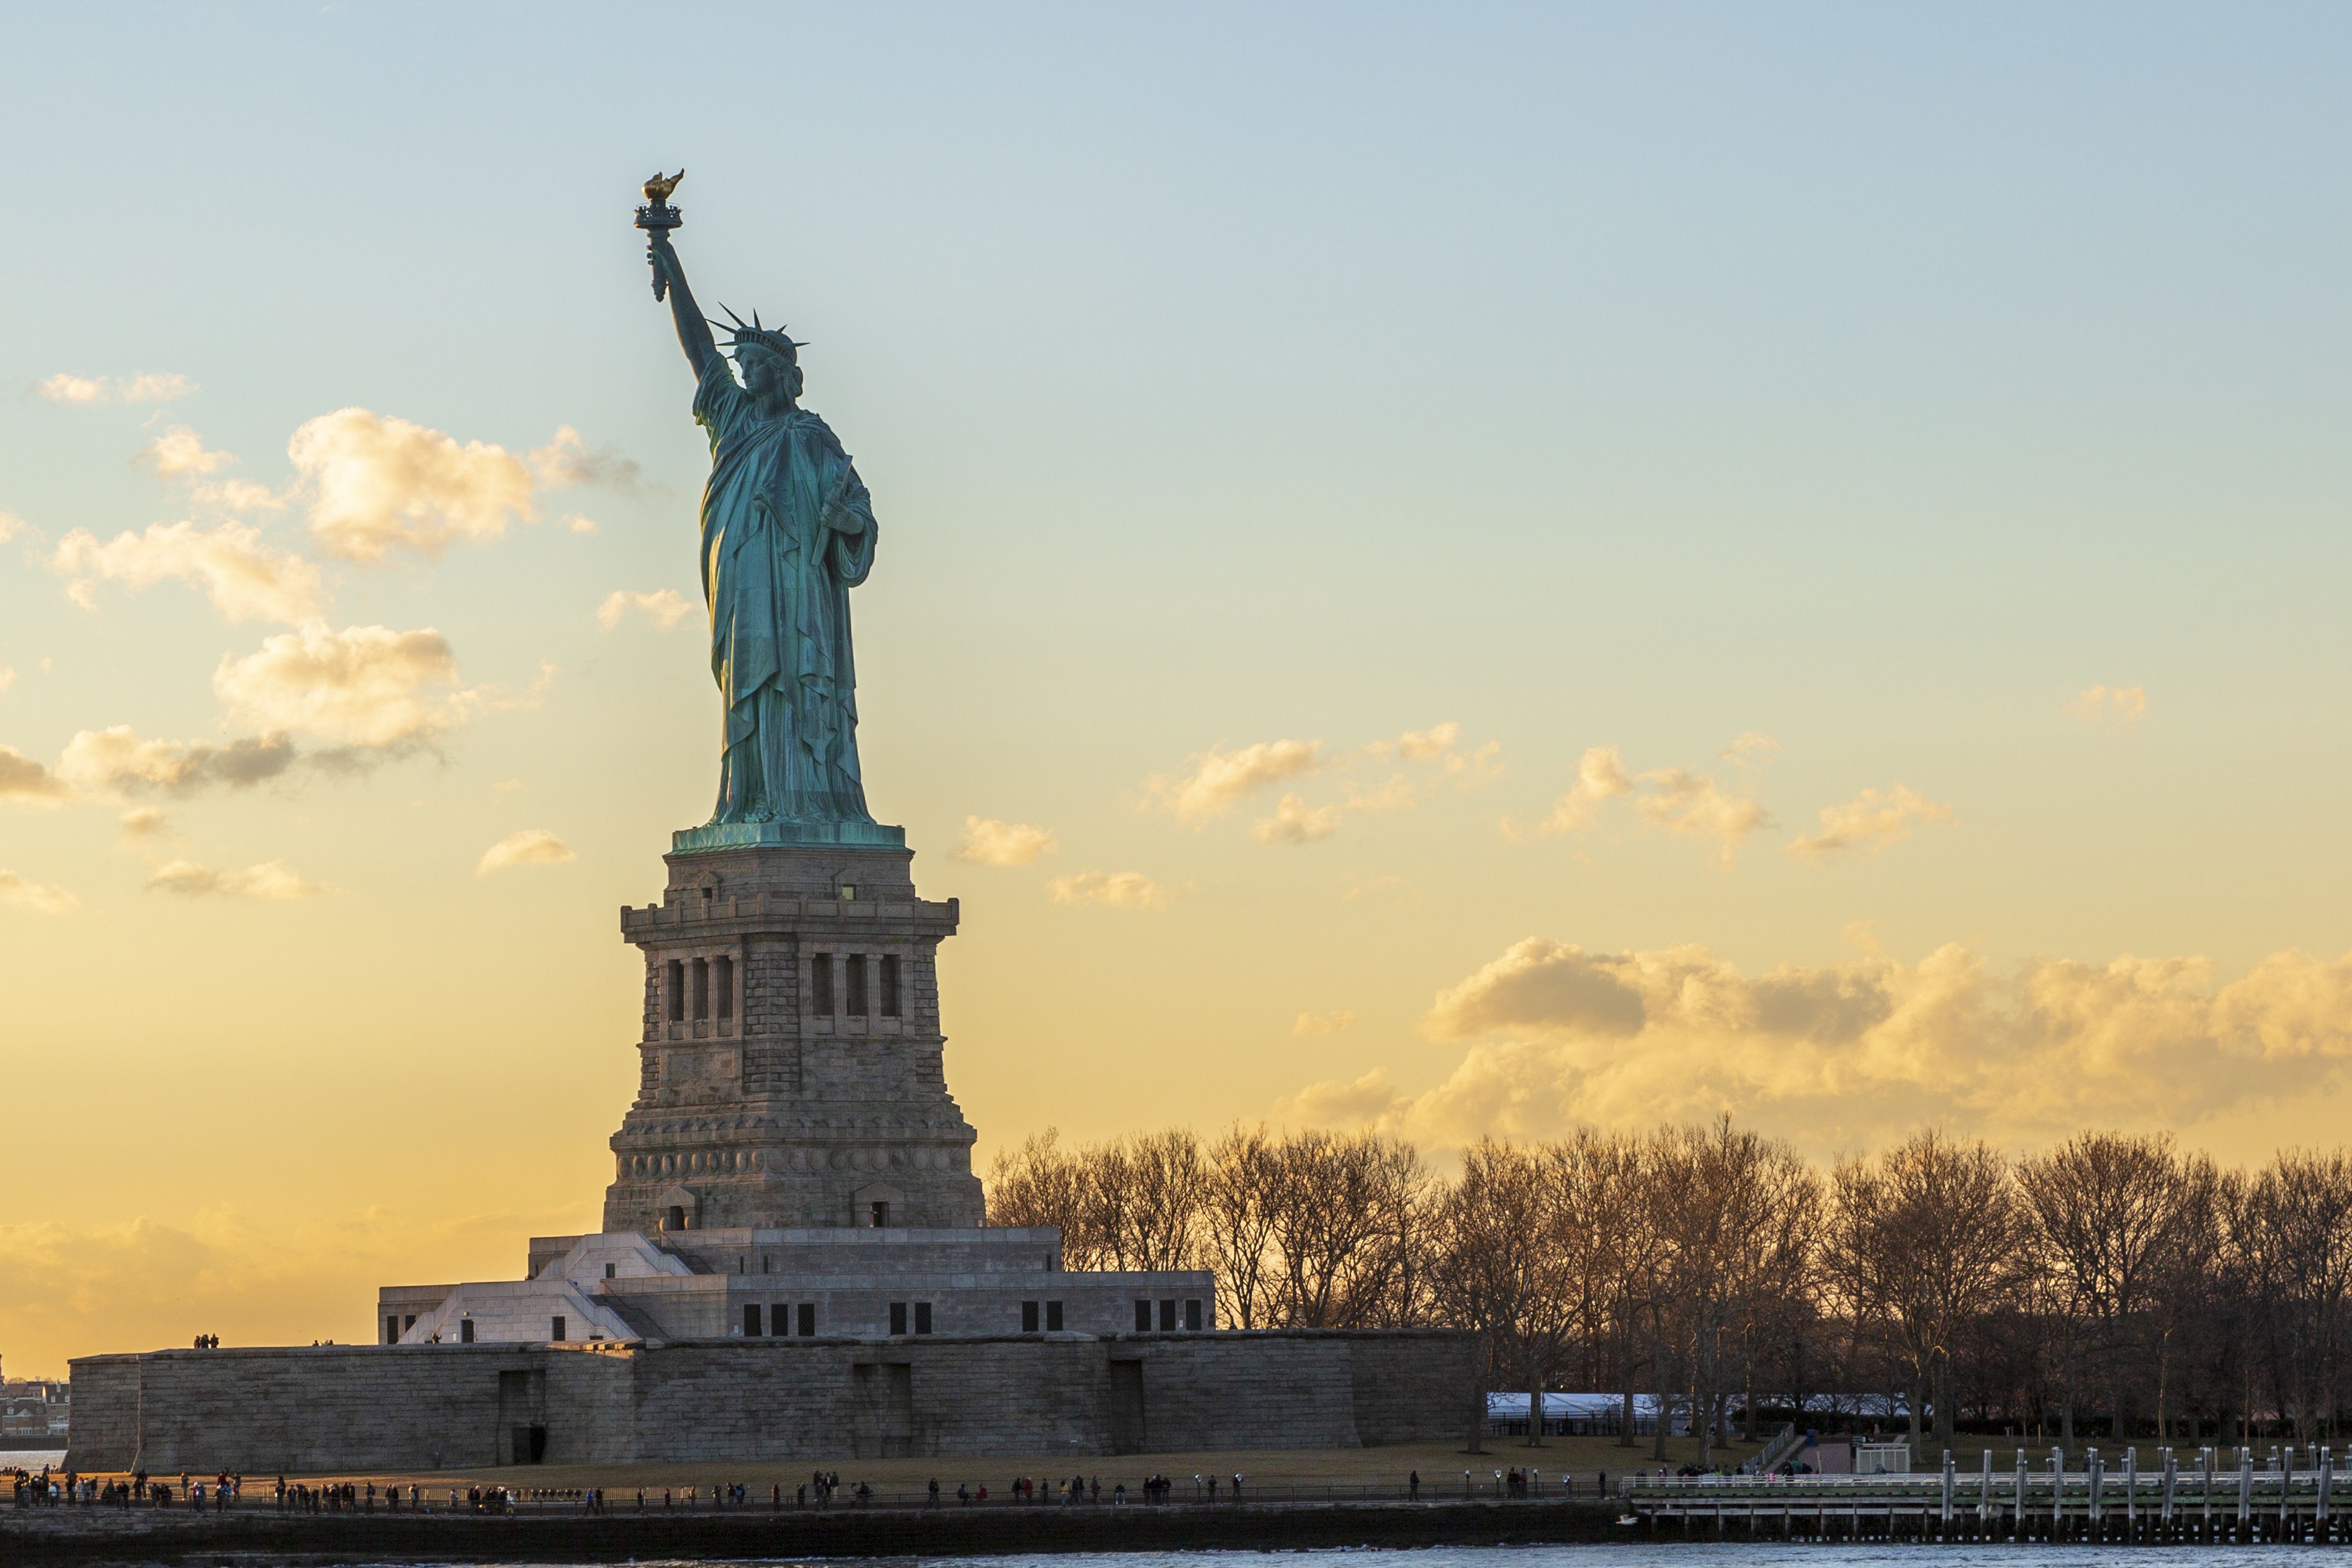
xmin=7 ymin=4 xmax=2352 ymax=1375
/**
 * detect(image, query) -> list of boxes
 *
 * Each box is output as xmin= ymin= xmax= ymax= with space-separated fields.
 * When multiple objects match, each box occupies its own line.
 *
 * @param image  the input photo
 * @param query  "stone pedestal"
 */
xmin=601 ymin=833 xmax=983 ymax=1233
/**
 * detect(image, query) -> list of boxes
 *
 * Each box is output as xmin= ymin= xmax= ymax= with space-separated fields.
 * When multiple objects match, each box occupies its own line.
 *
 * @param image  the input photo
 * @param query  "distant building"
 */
xmin=1 ymin=1375 xmax=71 ymax=1446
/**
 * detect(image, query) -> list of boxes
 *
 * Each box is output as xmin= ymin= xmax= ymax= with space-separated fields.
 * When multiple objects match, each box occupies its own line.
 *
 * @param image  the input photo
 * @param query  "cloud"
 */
xmin=0 ymin=667 xmax=15 ymax=693
xmin=1787 ymin=784 xmax=1956 ymax=861
xmin=1442 ymin=739 xmax=1506 ymax=788
xmin=596 ymin=588 xmax=694 ymax=632
xmin=2067 ymin=684 xmax=2148 ymax=730
xmin=1254 ymin=792 xmax=1346 ymax=845
xmin=289 ymin=408 xmax=534 ymax=561
xmin=38 ymin=372 xmax=194 ymax=404
xmin=118 ymin=807 xmax=172 ymax=846
xmin=202 ymin=480 xmax=285 ymax=513
xmin=1292 ymin=1010 xmax=1357 ymax=1036
xmin=953 ymin=816 xmax=1058 ymax=867
xmin=530 ymin=427 xmax=642 ymax=495
xmin=0 ymin=869 xmax=76 ymax=913
xmin=0 ymin=1202 xmax=592 ymax=1376
xmin=50 ymin=521 xmax=325 ymax=624
xmin=1154 ymin=723 xmax=1499 ymax=842
xmin=1534 ymin=741 xmax=1769 ymax=864
xmin=1631 ymin=768 xmax=1771 ymax=866
xmin=137 ymin=429 xmax=285 ymax=513
xmin=1370 ymin=722 xmax=1459 ymax=762
xmin=1282 ymin=935 xmax=2352 ymax=1153
xmin=476 ymin=828 xmax=577 ymax=877
xmin=0 ymin=512 xmax=24 ymax=543
xmin=1276 ymin=1067 xmax=1407 ymax=1127
xmin=1247 ymin=725 xmax=1499 ymax=846
xmin=145 ymin=859 xmax=324 ymax=900
xmin=141 ymin=427 xmax=233 ymax=477
xmin=1144 ymin=739 xmax=1325 ymax=823
xmin=564 ymin=514 xmax=599 ymax=535
xmin=1254 ymin=776 xmax=1430 ymax=845
xmin=0 ymin=747 xmax=73 ymax=806
xmin=1722 ymin=731 xmax=1780 ymax=764
xmin=1048 ymin=870 xmax=1179 ymax=911
xmin=1425 ymin=939 xmax=1654 ymax=1041
xmin=1363 ymin=721 xmax=1505 ymax=789
xmin=56 ymin=727 xmax=298 ymax=795
xmin=212 ymin=623 xmax=462 ymax=747
xmin=1538 ymin=745 xmax=1635 ymax=834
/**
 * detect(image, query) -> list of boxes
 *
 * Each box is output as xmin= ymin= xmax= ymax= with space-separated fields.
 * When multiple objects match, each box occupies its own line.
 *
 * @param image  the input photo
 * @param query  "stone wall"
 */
xmin=1345 ymin=1330 xmax=1485 ymax=1445
xmin=70 ymin=1330 xmax=1478 ymax=1472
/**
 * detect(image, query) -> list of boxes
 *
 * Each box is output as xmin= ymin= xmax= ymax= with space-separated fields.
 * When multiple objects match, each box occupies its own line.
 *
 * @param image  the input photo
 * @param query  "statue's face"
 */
xmin=738 ymin=347 xmax=779 ymax=397
xmin=738 ymin=347 xmax=797 ymax=402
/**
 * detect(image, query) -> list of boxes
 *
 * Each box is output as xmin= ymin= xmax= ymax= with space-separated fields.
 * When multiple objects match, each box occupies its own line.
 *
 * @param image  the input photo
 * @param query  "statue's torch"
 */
xmin=635 ymin=169 xmax=685 ymax=300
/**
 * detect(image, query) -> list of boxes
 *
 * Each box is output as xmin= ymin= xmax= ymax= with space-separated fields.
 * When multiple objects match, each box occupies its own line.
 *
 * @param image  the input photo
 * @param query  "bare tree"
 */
xmin=985 ymin=1128 xmax=1099 ymax=1260
xmin=1826 ymin=1129 xmax=2027 ymax=1453
xmin=2238 ymin=1149 xmax=2352 ymax=1443
xmin=1203 ymin=1124 xmax=1281 ymax=1327
xmin=1264 ymin=1129 xmax=1427 ymax=1327
xmin=1075 ymin=1128 xmax=1208 ymax=1271
xmin=2018 ymin=1131 xmax=2196 ymax=1439
xmin=1430 ymin=1140 xmax=1581 ymax=1446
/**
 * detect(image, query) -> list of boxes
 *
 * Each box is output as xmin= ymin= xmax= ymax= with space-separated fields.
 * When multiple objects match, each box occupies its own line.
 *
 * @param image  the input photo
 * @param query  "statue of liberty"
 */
xmin=644 ymin=220 xmax=892 ymax=845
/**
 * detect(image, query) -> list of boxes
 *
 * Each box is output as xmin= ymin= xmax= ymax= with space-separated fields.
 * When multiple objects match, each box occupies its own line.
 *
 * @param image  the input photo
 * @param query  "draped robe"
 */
xmin=693 ymin=356 xmax=878 ymax=825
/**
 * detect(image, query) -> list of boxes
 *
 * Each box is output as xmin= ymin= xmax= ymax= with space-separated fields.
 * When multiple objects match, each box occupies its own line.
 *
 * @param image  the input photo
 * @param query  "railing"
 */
xmin=1749 ymin=1423 xmax=1802 ymax=1475
xmin=1622 ymin=1445 xmax=2338 ymax=1533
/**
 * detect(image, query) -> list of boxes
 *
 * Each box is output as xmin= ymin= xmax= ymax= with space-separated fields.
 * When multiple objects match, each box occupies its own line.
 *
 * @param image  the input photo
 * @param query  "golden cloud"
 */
xmin=1537 ymin=745 xmax=1635 ymax=834
xmin=1276 ymin=1066 xmax=1401 ymax=1125
xmin=212 ymin=624 xmax=462 ymax=748
xmin=596 ymin=588 xmax=694 ymax=632
xmin=530 ymin=426 xmax=642 ymax=495
xmin=476 ymin=828 xmax=577 ymax=877
xmin=0 ymin=746 xmax=74 ymax=807
xmin=1533 ymin=741 xmax=1769 ymax=866
xmin=51 ymin=521 xmax=325 ymax=624
xmin=0 ymin=869 xmax=76 ymax=914
xmin=142 ymin=426 xmax=233 ymax=477
xmin=56 ymin=727 xmax=298 ymax=795
xmin=146 ymin=858 xmax=325 ymax=900
xmin=1144 ymin=738 xmax=1326 ymax=823
xmin=289 ymin=408 xmax=535 ymax=561
xmin=1281 ymin=936 xmax=2352 ymax=1154
xmin=1254 ymin=792 xmax=1346 ymax=845
xmin=2068 ymin=684 xmax=2149 ymax=729
xmin=1048 ymin=870 xmax=1180 ymax=911
xmin=953 ymin=816 xmax=1059 ymax=867
xmin=1787 ymin=784 xmax=1956 ymax=861
xmin=37 ymin=371 xmax=194 ymax=405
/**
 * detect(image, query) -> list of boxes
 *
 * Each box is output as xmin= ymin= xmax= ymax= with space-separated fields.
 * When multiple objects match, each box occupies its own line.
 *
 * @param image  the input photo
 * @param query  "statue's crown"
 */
xmin=714 ymin=305 xmax=805 ymax=364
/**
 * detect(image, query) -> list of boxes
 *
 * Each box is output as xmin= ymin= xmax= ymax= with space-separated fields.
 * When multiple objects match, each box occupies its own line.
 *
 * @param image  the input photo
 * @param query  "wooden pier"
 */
xmin=1624 ymin=1446 xmax=2343 ymax=1544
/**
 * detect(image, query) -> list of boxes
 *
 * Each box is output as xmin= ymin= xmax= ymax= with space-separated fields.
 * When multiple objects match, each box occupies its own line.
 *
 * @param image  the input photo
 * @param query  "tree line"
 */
xmin=985 ymin=1121 xmax=2352 ymax=1459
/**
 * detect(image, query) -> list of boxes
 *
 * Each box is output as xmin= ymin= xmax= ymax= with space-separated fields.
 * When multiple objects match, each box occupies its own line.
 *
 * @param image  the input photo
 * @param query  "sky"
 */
xmin=5 ymin=3 xmax=2352 ymax=1374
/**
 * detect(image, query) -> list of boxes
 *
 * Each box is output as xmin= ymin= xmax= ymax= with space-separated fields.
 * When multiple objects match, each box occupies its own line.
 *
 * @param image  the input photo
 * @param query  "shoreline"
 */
xmin=7 ymin=1496 xmax=1627 ymax=1565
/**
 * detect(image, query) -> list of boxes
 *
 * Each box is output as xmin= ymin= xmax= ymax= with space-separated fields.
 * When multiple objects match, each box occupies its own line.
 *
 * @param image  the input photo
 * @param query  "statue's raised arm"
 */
xmin=646 ymin=231 xmax=721 ymax=382
xmin=634 ymin=176 xmax=885 ymax=843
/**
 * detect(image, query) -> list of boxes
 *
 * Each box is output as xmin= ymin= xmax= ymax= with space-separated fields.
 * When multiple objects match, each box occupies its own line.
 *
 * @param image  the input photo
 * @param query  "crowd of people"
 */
xmin=10 ymin=1461 xmax=1597 ymax=1516
xmin=10 ymin=1467 xmax=246 ymax=1508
